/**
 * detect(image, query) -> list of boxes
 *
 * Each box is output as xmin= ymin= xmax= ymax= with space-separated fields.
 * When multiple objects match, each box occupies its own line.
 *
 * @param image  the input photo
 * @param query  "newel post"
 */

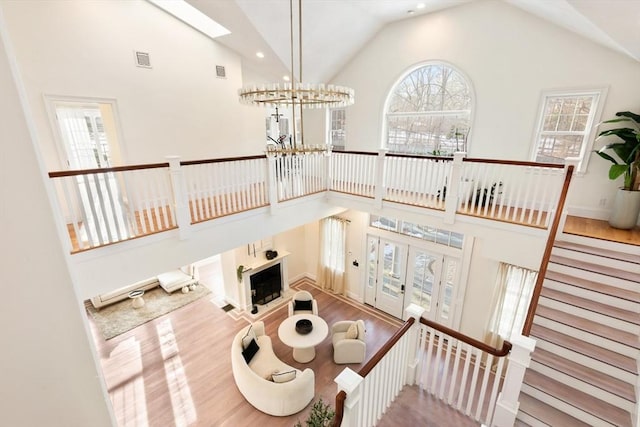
xmin=491 ymin=334 xmax=536 ymax=427
xmin=334 ymin=368 xmax=364 ymax=427
xmin=443 ymin=152 xmax=465 ymax=224
xmin=374 ymin=148 xmax=387 ymax=209
xmin=166 ymin=156 xmax=191 ymax=239
xmin=266 ymin=154 xmax=279 ymax=213
xmin=404 ymin=304 xmax=426 ymax=385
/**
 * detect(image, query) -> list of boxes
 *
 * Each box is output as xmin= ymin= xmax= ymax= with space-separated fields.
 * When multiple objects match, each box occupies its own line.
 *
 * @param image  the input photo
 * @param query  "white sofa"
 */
xmin=231 ymin=322 xmax=315 ymax=416
xmin=90 ymin=267 xmax=197 ymax=308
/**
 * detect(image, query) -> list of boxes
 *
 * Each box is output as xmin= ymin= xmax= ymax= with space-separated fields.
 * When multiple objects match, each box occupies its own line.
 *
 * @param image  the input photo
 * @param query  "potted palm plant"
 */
xmin=595 ymin=111 xmax=640 ymax=229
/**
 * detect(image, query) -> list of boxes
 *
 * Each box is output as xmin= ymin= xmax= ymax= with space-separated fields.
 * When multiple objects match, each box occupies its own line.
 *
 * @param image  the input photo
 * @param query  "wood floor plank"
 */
xmin=88 ymin=278 xmax=471 ymax=426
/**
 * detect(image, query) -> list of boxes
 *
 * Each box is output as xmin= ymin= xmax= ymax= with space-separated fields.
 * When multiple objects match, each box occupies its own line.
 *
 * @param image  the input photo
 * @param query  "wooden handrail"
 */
xmin=48 ymin=162 xmax=170 ymax=178
xmin=420 ymin=317 xmax=512 ymax=357
xmin=522 ymin=164 xmax=575 ymax=335
xmin=462 ymin=157 xmax=565 ymax=168
xmin=385 ymin=153 xmax=454 ymax=161
xmin=333 ymin=150 xmax=378 ymax=156
xmin=358 ymin=317 xmax=415 ymax=377
xmin=333 ymin=390 xmax=347 ymax=427
xmin=180 ymin=154 xmax=266 ymax=166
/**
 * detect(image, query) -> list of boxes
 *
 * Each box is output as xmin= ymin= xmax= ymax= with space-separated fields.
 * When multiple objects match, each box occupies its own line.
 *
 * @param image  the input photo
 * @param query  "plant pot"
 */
xmin=609 ymin=188 xmax=640 ymax=229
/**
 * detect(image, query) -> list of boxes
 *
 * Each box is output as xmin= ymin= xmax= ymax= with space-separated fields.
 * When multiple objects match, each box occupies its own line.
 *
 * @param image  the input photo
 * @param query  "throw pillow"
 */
xmin=242 ymin=338 xmax=260 ymax=364
xmin=356 ymin=320 xmax=365 ymax=340
xmin=345 ymin=323 xmax=358 ymax=340
xmin=242 ymin=325 xmax=257 ymax=350
xmin=294 ymin=299 xmax=312 ymax=312
xmin=272 ymin=370 xmax=296 ymax=383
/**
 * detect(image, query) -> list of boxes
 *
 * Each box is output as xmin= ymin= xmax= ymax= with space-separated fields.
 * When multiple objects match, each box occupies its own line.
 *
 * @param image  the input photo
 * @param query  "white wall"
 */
xmin=0 ymin=12 xmax=112 ymax=426
xmin=2 ymin=0 xmax=266 ymax=170
xmin=330 ymin=0 xmax=640 ymax=218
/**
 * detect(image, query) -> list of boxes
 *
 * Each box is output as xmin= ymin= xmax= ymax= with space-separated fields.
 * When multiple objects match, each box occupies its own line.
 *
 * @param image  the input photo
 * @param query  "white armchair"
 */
xmin=331 ymin=320 xmax=366 ymax=364
xmin=287 ymin=290 xmax=319 ymax=317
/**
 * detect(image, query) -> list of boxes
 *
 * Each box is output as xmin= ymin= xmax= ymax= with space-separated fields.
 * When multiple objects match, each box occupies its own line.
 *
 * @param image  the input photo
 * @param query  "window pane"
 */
xmin=387 ymin=114 xmax=469 ymax=155
xmin=535 ymin=134 xmax=584 ymax=163
xmin=535 ymin=93 xmax=599 ymax=166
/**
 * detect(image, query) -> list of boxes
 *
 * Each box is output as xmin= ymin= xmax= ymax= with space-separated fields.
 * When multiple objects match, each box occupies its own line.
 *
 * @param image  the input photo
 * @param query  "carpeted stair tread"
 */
xmin=530 ymin=324 xmax=637 ymax=374
xmin=534 ymin=306 xmax=639 ymax=349
xmin=532 ymin=348 xmax=636 ymax=402
xmin=554 ymin=240 xmax=640 ymax=265
xmin=540 ymin=287 xmax=640 ymax=325
xmin=545 ymin=271 xmax=640 ymax=303
xmin=549 ymin=254 xmax=640 ymax=283
xmin=518 ymin=392 xmax=592 ymax=427
xmin=523 ymin=370 xmax=633 ymax=427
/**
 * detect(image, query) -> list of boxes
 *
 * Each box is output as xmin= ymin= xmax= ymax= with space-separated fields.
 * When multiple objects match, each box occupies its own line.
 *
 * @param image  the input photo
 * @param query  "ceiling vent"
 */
xmin=216 ymin=65 xmax=226 ymax=78
xmin=134 ymin=51 xmax=152 ymax=68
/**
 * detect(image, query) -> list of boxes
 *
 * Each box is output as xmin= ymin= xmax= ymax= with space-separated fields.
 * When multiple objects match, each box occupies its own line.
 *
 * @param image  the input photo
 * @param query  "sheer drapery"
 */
xmin=317 ymin=217 xmax=347 ymax=295
xmin=485 ymin=263 xmax=538 ymax=347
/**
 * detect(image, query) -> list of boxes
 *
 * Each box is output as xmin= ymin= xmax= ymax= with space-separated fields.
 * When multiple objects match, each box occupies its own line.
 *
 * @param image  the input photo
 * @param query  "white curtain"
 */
xmin=485 ymin=263 xmax=538 ymax=347
xmin=316 ymin=217 xmax=347 ymax=295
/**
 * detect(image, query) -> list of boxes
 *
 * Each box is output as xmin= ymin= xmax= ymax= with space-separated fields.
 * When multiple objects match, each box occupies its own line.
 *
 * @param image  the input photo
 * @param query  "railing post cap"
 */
xmin=334 ymin=367 xmax=363 ymax=393
xmin=508 ymin=333 xmax=536 ymax=352
xmin=405 ymin=303 xmax=425 ymax=320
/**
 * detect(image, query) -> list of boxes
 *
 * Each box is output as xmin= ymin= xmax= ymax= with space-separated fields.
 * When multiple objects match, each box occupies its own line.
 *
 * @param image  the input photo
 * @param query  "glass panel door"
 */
xmin=365 ymin=236 xmax=378 ymax=306
xmin=375 ymin=239 xmax=407 ymax=318
xmin=406 ymin=248 xmax=443 ymax=321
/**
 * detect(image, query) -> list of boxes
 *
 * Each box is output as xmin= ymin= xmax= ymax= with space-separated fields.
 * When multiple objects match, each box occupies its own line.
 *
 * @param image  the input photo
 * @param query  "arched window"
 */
xmin=385 ymin=62 xmax=473 ymax=156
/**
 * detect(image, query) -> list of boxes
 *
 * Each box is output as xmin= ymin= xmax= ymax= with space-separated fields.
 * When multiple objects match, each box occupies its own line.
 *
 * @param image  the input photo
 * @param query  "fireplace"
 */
xmin=250 ymin=263 xmax=281 ymax=305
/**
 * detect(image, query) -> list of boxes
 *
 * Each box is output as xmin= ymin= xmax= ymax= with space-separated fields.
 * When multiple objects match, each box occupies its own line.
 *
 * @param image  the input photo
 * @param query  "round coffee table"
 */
xmin=278 ymin=314 xmax=328 ymax=363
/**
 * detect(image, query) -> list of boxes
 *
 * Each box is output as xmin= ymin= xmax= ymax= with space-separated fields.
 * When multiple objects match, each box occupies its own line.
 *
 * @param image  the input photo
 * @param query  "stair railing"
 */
xmin=521 ymin=161 xmax=576 ymax=336
xmin=334 ymin=304 xmax=536 ymax=427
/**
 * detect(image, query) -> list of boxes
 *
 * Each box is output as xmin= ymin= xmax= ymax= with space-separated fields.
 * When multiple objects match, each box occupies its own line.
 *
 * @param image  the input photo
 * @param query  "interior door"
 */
xmin=374 ymin=239 xmax=408 ymax=318
xmin=405 ymin=247 xmax=443 ymax=321
xmin=364 ymin=236 xmax=378 ymax=306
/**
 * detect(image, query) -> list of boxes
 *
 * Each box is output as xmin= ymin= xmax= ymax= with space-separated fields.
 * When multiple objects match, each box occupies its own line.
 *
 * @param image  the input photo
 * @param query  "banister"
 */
xmin=521 ymin=164 xmax=575 ymax=335
xmin=333 ymin=390 xmax=346 ymax=427
xmin=420 ymin=317 xmax=512 ymax=357
xmin=358 ymin=317 xmax=415 ymax=378
xmin=386 ymin=153 xmax=454 ymax=161
xmin=48 ymin=162 xmax=170 ymax=178
xmin=462 ymin=157 xmax=565 ymax=168
xmin=180 ymin=154 xmax=266 ymax=165
xmin=333 ymin=150 xmax=378 ymax=156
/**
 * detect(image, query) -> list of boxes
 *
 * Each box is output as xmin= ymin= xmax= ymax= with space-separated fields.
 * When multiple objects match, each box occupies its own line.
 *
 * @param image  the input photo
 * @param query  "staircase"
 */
xmin=517 ymin=235 xmax=640 ymax=427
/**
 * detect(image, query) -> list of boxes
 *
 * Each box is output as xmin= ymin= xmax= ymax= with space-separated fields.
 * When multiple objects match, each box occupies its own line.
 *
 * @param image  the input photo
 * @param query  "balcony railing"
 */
xmin=48 ymin=149 xmax=572 ymax=253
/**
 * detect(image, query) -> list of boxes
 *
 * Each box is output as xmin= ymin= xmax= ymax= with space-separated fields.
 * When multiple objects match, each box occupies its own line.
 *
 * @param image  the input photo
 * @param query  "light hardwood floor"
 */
xmin=563 ymin=215 xmax=640 ymax=245
xmin=88 ymin=280 xmax=478 ymax=426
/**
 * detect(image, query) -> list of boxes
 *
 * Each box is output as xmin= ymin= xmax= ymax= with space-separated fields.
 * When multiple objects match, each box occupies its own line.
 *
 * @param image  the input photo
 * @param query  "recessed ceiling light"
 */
xmin=256 ymin=51 xmax=265 ymax=59
xmin=407 ymin=9 xmax=415 ymax=15
xmin=283 ymin=75 xmax=290 ymax=81
xmin=416 ymin=3 xmax=426 ymax=9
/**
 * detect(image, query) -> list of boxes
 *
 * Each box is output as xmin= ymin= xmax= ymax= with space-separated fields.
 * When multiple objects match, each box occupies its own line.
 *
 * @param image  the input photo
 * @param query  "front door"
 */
xmin=374 ymin=239 xmax=408 ymax=319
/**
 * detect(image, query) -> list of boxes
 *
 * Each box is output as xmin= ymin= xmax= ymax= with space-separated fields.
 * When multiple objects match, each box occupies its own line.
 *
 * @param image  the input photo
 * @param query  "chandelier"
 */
xmin=238 ymin=0 xmax=355 ymax=109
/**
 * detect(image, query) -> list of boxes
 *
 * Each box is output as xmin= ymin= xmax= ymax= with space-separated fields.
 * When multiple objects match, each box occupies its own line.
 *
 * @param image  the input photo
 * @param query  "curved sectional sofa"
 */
xmin=231 ymin=321 xmax=315 ymax=416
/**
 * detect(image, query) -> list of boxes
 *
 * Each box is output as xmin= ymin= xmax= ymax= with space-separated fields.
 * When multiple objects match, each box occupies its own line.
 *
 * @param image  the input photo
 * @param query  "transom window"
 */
xmin=531 ymin=88 xmax=607 ymax=172
xmin=385 ymin=62 xmax=473 ymax=156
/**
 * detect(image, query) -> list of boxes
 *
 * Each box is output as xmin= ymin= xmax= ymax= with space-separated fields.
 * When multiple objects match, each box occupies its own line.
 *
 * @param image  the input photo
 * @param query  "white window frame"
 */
xmin=327 ymin=108 xmax=346 ymax=150
xmin=530 ymin=87 xmax=608 ymax=173
xmin=381 ymin=61 xmax=475 ymax=156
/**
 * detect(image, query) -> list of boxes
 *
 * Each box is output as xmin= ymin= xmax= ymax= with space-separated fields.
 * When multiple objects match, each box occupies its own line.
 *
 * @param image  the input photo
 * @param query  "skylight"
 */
xmin=147 ymin=0 xmax=230 ymax=40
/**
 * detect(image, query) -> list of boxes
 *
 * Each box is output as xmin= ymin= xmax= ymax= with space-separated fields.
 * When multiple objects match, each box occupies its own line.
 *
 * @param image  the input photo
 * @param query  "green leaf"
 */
xmin=609 ymin=164 xmax=627 ymax=180
xmin=615 ymin=111 xmax=640 ymax=123
xmin=595 ymin=150 xmax=618 ymax=165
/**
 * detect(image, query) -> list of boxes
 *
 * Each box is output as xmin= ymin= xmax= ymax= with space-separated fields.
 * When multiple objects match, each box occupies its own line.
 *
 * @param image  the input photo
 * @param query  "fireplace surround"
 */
xmin=239 ymin=251 xmax=290 ymax=312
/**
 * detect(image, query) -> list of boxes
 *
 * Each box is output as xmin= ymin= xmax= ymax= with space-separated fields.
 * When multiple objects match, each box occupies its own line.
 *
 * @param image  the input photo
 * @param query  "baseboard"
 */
xmin=565 ymin=205 xmax=609 ymax=221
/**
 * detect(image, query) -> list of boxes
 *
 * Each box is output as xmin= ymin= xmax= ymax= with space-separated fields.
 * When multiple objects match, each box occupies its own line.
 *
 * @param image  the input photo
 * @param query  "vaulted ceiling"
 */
xmin=185 ymin=0 xmax=640 ymax=83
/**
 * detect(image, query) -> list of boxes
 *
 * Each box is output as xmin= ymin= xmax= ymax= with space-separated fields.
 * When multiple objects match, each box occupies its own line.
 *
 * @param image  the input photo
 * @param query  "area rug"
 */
xmin=86 ymin=284 xmax=211 ymax=340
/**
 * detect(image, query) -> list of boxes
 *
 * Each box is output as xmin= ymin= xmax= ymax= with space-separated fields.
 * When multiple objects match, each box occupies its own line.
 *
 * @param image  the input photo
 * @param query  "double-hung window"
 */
xmin=531 ymin=88 xmax=607 ymax=172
